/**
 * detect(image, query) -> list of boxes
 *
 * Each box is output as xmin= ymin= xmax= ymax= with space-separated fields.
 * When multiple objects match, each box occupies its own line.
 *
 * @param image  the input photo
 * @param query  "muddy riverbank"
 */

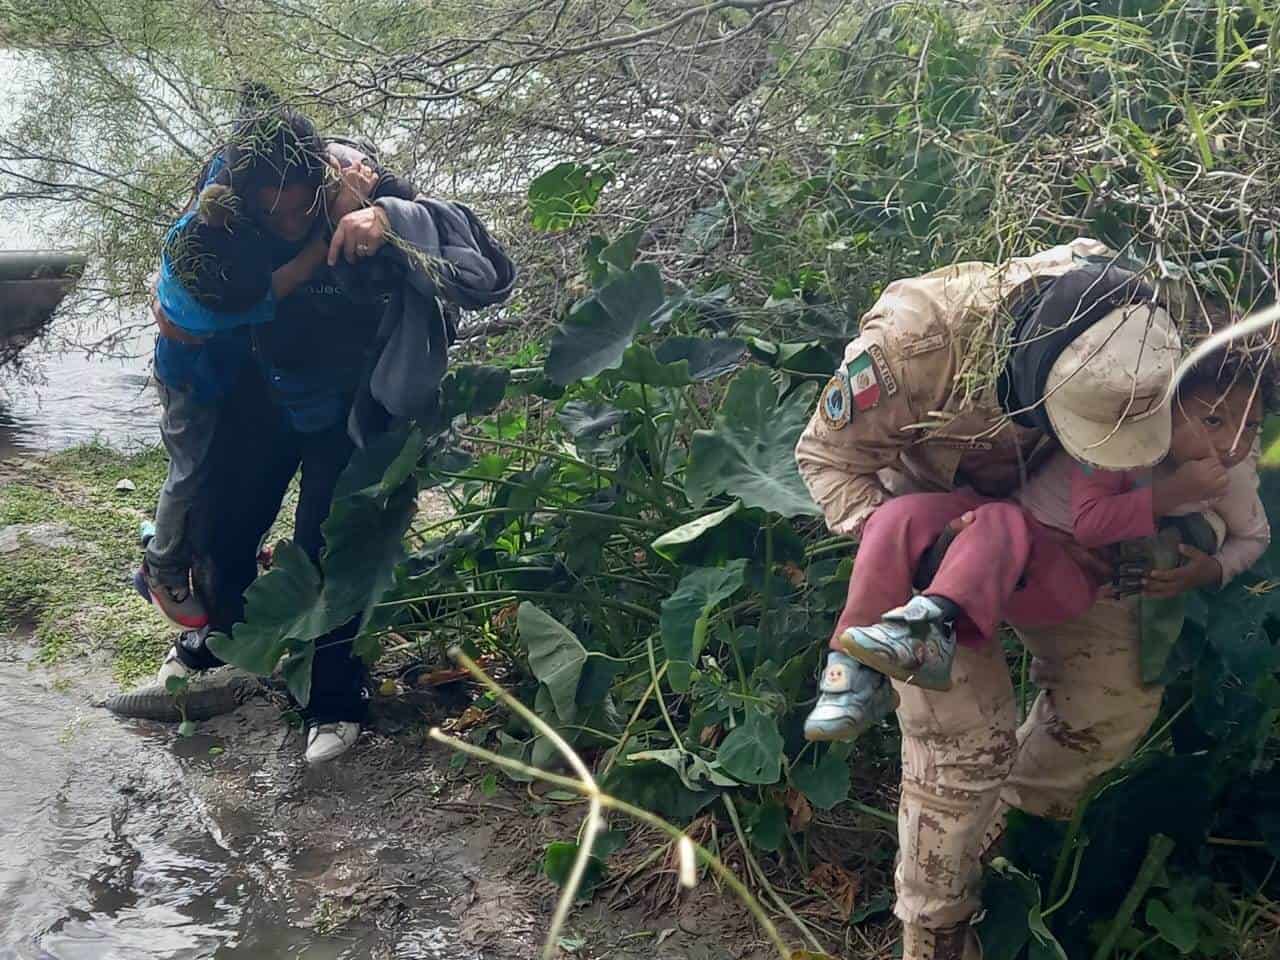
xmin=0 ymin=446 xmax=779 ymax=960
xmin=1 ymin=637 xmax=771 ymax=959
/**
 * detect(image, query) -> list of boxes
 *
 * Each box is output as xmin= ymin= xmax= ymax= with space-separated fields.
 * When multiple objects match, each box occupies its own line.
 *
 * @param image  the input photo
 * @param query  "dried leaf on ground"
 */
xmin=415 ymin=668 xmax=469 ymax=687
xmin=445 ymin=705 xmax=492 ymax=733
xmin=490 ymin=603 xmax=519 ymax=632
xmin=781 ymin=562 xmax=806 ymax=587
xmin=786 ymin=789 xmax=813 ymax=833
xmin=807 ymin=862 xmax=861 ymax=920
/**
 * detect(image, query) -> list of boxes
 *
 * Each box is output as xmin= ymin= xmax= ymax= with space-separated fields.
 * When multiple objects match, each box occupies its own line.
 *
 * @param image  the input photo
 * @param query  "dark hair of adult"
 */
xmin=222 ymin=83 xmax=326 ymax=208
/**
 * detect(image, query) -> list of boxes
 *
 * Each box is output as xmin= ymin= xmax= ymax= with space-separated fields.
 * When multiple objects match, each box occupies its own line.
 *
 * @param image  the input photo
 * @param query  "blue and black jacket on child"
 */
xmin=156 ymin=140 xmax=516 ymax=439
xmin=153 ymin=154 xmax=272 ymax=405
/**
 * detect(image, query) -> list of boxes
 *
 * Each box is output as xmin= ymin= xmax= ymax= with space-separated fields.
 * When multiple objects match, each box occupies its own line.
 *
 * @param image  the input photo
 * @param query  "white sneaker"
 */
xmin=838 ymin=595 xmax=958 ymax=691
xmin=156 ymin=646 xmax=196 ymax=686
xmin=803 ymin=651 xmax=899 ymax=742
xmin=305 ymin=722 xmax=361 ymax=764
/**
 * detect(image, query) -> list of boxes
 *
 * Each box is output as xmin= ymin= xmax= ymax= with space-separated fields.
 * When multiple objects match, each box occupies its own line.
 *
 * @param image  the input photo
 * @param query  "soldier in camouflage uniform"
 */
xmin=795 ymin=239 xmax=1185 ymax=960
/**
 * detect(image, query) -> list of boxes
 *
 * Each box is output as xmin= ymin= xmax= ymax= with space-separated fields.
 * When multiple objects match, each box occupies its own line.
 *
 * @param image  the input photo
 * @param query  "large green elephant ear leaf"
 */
xmin=528 ymin=161 xmax=611 ymax=232
xmin=789 ymin=749 xmax=851 ymax=810
xmin=684 ymin=366 xmax=821 ymax=517
xmin=440 ymin=363 xmax=510 ymax=420
xmin=600 ymin=756 xmax=719 ymax=821
xmin=207 ymin=540 xmax=329 ymax=677
xmin=651 ymin=500 xmax=741 ymax=562
xmin=582 ymin=226 xmax=645 ymax=288
xmin=977 ymin=859 xmax=1069 ymax=960
xmin=518 ymin=602 xmax=588 ymax=724
xmin=607 ymin=343 xmax=692 ymax=387
xmin=555 ymin=401 xmax=629 ymax=458
xmin=280 ymin=643 xmax=315 ymax=707
xmin=319 ymin=431 xmax=423 ymax=628
xmin=654 ymin=336 xmax=746 ymax=381
xmin=715 ymin=709 xmax=784 ymax=785
xmin=544 ymin=263 xmax=665 ymax=385
xmin=660 ymin=560 xmax=747 ymax=691
xmin=332 ymin=425 xmax=418 ymax=501
xmin=318 ymin=478 xmax=419 ymax=628
xmin=555 ymin=401 xmax=625 ymax=440
xmin=211 ymin=433 xmax=424 ymax=699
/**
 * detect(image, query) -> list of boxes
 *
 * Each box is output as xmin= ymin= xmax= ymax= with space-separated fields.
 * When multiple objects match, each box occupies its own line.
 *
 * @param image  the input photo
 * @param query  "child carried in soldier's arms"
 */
xmin=833 ymin=343 xmax=1270 ymax=699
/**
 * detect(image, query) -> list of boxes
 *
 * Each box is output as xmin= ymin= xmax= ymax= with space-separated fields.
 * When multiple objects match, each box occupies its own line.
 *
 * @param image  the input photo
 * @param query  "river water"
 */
xmin=0 ymin=654 xmax=276 ymax=959
xmin=0 ymin=52 xmax=158 ymax=456
xmin=0 ymin=641 xmax=478 ymax=960
xmin=0 ymin=653 xmax=359 ymax=959
xmin=0 ymin=210 xmax=159 ymax=456
xmin=0 ymin=334 xmax=157 ymax=456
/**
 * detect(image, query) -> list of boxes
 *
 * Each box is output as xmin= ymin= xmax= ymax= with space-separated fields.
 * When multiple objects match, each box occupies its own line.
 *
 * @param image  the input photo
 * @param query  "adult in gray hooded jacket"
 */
xmin=150 ymin=89 xmax=515 ymax=764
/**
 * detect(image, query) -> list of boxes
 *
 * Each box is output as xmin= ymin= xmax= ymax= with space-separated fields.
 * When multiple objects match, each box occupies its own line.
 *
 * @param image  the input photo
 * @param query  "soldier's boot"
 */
xmin=838 ymin=595 xmax=959 ymax=691
xmin=903 ymin=923 xmax=983 ymax=960
xmin=803 ymin=651 xmax=899 ymax=742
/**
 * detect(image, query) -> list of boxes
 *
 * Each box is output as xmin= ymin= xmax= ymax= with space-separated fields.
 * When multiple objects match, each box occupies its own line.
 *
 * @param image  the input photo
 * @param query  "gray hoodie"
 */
xmin=334 ymin=193 xmax=517 ymax=446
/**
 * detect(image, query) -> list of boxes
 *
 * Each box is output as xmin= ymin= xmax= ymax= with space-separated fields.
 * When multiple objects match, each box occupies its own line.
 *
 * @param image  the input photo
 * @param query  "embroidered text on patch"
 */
xmin=920 ymin=437 xmax=994 ymax=451
xmin=819 ymin=373 xmax=851 ymax=429
xmin=866 ymin=344 xmax=898 ymax=397
xmin=847 ymin=351 xmax=881 ymax=411
xmin=900 ymin=331 xmax=946 ymax=358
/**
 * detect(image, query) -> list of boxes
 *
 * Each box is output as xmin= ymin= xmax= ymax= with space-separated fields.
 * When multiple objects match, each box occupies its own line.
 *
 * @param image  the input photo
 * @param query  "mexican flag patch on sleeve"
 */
xmin=846 ymin=351 xmax=882 ymax=411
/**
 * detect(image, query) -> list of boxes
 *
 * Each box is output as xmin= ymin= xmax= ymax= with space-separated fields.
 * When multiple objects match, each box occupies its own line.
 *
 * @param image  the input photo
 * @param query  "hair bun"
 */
xmin=237 ymin=82 xmax=282 ymax=118
xmin=197 ymin=183 xmax=238 ymax=228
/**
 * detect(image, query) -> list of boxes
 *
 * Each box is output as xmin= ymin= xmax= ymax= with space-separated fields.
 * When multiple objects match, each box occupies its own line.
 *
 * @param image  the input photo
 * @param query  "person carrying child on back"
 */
xmin=138 ymin=146 xmax=375 ymax=630
xmin=807 ymin=310 xmax=1272 ymax=738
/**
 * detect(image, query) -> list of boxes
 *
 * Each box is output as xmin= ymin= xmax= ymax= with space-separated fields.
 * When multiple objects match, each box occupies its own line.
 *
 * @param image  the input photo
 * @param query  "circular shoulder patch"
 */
xmin=819 ymin=373 xmax=851 ymax=429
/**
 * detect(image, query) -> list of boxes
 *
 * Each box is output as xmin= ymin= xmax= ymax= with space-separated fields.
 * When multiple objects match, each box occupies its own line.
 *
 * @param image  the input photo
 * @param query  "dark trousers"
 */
xmin=182 ymin=367 xmax=367 ymax=724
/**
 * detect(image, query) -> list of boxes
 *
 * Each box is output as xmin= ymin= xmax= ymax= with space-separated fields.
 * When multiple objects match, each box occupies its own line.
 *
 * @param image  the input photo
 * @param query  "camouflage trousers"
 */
xmin=893 ymin=596 xmax=1164 ymax=934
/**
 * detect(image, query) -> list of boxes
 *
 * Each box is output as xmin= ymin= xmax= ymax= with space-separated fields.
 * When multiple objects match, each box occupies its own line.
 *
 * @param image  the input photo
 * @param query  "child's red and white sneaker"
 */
xmin=140 ymin=562 xmax=209 ymax=630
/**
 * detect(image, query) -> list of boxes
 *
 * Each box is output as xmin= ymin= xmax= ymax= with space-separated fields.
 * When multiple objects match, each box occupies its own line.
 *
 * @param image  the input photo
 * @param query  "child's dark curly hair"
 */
xmin=164 ymin=204 xmax=271 ymax=313
xmin=1172 ymin=327 xmax=1280 ymax=414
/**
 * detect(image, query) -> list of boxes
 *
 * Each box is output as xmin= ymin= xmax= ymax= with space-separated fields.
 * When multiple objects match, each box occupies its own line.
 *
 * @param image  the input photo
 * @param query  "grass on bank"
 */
xmin=0 ymin=442 xmax=172 ymax=686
